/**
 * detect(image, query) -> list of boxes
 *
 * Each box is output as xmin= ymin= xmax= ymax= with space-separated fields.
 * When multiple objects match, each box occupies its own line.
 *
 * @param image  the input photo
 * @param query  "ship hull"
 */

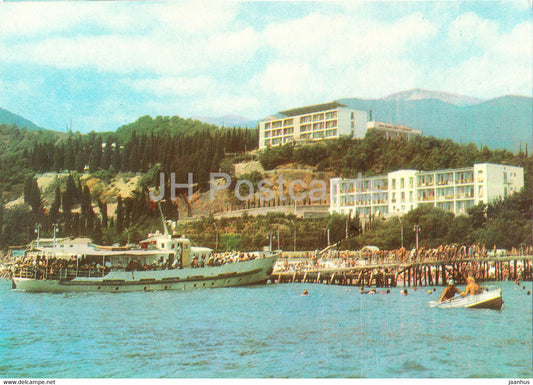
xmin=12 ymin=255 xmax=277 ymax=293
xmin=429 ymin=288 xmax=503 ymax=310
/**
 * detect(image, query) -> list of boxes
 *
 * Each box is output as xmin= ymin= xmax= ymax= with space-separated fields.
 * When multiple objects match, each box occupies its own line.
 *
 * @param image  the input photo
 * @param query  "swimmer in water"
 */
xmin=302 ymin=289 xmax=308 ymax=296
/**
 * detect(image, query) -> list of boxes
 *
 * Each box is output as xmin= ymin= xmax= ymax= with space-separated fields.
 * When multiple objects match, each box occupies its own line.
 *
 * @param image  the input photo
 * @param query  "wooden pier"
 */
xmin=270 ymin=255 xmax=533 ymax=287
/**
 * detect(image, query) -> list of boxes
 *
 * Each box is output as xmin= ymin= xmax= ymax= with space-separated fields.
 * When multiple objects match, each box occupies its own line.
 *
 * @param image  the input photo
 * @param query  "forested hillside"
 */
xmin=0 ymin=117 xmax=530 ymax=251
xmin=0 ymin=116 xmax=257 ymax=248
xmin=259 ymin=131 xmax=533 ymax=188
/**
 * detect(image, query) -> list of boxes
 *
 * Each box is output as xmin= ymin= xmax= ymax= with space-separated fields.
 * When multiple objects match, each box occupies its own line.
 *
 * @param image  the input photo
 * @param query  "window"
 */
xmin=391 ymin=179 xmax=396 ymax=189
xmin=400 ymin=178 xmax=404 ymax=189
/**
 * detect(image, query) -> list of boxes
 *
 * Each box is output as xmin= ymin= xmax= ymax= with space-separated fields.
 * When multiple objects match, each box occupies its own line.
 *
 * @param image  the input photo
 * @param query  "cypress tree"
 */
xmin=50 ymin=185 xmax=61 ymax=223
xmin=97 ymin=197 xmax=108 ymax=228
xmin=64 ymin=137 xmax=75 ymax=171
xmin=101 ymin=141 xmax=113 ymax=170
xmin=89 ymin=135 xmax=102 ymax=173
xmin=62 ymin=174 xmax=76 ymax=214
xmin=116 ymin=196 xmax=124 ymax=233
xmin=24 ymin=176 xmax=41 ymax=214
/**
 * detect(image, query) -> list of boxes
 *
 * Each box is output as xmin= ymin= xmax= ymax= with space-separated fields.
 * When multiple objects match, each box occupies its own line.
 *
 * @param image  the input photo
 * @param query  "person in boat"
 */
xmin=461 ymin=276 xmax=482 ymax=297
xmin=438 ymin=279 xmax=461 ymax=302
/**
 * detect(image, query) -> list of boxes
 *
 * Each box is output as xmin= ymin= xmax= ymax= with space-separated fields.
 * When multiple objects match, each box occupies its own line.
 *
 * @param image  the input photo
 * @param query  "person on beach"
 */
xmin=461 ymin=276 xmax=482 ymax=297
xmin=438 ymin=279 xmax=461 ymax=302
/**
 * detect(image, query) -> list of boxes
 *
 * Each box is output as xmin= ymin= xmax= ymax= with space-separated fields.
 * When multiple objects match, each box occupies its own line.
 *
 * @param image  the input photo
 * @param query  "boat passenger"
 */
xmin=461 ymin=277 xmax=482 ymax=297
xmin=438 ymin=279 xmax=461 ymax=302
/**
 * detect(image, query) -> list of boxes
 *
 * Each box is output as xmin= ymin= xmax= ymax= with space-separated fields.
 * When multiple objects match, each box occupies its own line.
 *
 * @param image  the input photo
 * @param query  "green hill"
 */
xmin=0 ymin=107 xmax=43 ymax=131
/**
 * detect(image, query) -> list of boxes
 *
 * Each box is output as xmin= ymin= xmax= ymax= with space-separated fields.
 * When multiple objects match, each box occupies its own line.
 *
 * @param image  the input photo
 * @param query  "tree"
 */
xmin=1 ymin=205 xmax=32 ymax=247
xmin=50 ymin=185 xmax=61 ymax=223
xmin=468 ymin=203 xmax=487 ymax=229
xmin=89 ymin=136 xmax=102 ymax=173
xmin=97 ymin=197 xmax=108 ymax=228
xmin=81 ymin=185 xmax=94 ymax=234
xmin=116 ymin=196 xmax=124 ymax=233
xmin=62 ymin=174 xmax=77 ymax=214
xmin=327 ymin=213 xmax=349 ymax=245
xmin=24 ymin=176 xmax=41 ymax=214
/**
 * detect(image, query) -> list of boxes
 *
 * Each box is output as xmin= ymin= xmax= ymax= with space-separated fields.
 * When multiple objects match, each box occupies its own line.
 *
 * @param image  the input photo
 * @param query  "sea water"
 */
xmin=0 ymin=280 xmax=531 ymax=378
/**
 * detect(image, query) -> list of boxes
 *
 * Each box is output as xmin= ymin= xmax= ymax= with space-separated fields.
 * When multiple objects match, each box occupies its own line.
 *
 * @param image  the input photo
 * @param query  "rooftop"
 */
xmin=278 ymin=101 xmax=346 ymax=117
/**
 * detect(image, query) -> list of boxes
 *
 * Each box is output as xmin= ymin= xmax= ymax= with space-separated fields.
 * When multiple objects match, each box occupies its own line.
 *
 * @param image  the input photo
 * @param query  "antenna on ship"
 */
xmin=157 ymin=200 xmax=170 ymax=236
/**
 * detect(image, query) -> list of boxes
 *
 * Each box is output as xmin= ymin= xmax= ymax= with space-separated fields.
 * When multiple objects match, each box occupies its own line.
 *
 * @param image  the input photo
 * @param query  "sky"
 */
xmin=0 ymin=0 xmax=531 ymax=133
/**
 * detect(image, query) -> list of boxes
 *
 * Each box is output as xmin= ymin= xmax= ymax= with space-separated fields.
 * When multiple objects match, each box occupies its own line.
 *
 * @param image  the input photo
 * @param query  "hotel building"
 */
xmin=259 ymin=102 xmax=367 ymax=149
xmin=330 ymin=163 xmax=524 ymax=217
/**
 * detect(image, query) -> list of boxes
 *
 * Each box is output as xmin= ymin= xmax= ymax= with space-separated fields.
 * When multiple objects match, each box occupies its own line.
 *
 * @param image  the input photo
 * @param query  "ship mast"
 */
xmin=158 ymin=201 xmax=170 ymax=236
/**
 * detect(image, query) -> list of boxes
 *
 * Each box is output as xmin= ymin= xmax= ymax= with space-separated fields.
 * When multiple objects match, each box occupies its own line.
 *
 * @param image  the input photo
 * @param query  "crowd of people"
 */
xmin=9 ymin=250 xmax=265 ymax=280
xmin=276 ymin=243 xmax=533 ymax=273
xmin=190 ymin=252 xmax=260 ymax=268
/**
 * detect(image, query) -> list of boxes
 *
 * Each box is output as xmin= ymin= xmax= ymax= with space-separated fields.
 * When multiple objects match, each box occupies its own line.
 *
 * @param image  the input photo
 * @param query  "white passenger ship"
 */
xmin=11 ymin=219 xmax=277 ymax=293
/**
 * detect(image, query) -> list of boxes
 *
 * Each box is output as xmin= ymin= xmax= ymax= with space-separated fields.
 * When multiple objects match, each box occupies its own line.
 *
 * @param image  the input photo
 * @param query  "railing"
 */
xmin=13 ymin=266 xmax=109 ymax=280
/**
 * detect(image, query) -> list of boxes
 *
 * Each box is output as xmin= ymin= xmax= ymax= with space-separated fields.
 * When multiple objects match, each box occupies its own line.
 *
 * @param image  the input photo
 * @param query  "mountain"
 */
xmin=337 ymin=93 xmax=532 ymax=152
xmin=381 ymin=88 xmax=485 ymax=106
xmin=0 ymin=107 xmax=43 ymax=131
xmin=191 ymin=115 xmax=258 ymax=128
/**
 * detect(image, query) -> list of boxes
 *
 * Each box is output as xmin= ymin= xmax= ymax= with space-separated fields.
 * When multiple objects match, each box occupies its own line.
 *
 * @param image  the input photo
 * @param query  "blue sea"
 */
xmin=0 ymin=280 xmax=531 ymax=379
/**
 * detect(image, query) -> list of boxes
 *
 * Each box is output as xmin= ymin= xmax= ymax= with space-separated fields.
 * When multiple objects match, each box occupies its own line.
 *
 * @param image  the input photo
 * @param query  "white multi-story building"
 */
xmin=330 ymin=163 xmax=524 ymax=217
xmin=367 ymin=121 xmax=422 ymax=139
xmin=259 ymin=102 xmax=367 ymax=149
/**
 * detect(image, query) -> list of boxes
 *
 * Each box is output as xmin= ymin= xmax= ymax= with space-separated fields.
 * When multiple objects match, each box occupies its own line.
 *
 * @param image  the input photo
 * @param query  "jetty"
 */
xmin=271 ymin=255 xmax=533 ymax=287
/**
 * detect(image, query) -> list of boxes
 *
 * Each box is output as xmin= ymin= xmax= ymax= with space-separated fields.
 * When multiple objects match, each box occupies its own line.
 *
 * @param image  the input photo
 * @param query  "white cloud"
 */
xmin=130 ymin=76 xmax=217 ymax=96
xmin=491 ymin=21 xmax=531 ymax=58
xmin=0 ymin=1 xmax=238 ymax=39
xmin=251 ymin=60 xmax=324 ymax=97
xmin=0 ymin=1 xmax=252 ymax=76
xmin=251 ymin=11 xmax=438 ymax=106
xmin=152 ymin=2 xmax=239 ymax=35
xmin=0 ymin=2 xmax=530 ymax=128
xmin=444 ymin=14 xmax=532 ymax=97
xmin=448 ymin=12 xmax=499 ymax=49
xmin=205 ymin=26 xmax=260 ymax=63
xmin=262 ymin=11 xmax=438 ymax=67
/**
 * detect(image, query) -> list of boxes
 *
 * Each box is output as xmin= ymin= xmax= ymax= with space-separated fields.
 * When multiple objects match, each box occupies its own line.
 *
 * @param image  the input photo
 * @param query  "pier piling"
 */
xmin=271 ymin=255 xmax=533 ymax=288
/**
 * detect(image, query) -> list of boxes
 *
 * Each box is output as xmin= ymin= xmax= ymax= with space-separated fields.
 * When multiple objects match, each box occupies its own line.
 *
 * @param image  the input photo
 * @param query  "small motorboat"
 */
xmin=429 ymin=288 xmax=502 ymax=310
